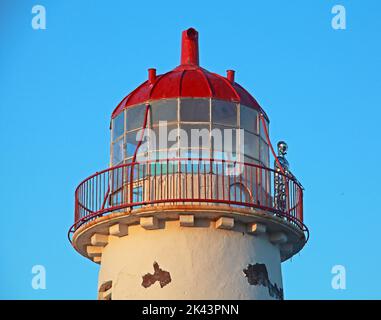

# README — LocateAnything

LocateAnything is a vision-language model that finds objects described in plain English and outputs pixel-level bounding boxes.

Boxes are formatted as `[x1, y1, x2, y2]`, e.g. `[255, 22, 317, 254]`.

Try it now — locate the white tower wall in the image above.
[73, 205, 305, 300]
[96, 219, 284, 300]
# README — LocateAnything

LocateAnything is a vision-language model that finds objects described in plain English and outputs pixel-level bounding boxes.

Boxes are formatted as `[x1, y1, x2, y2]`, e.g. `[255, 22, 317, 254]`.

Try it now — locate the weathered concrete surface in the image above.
[98, 219, 283, 300]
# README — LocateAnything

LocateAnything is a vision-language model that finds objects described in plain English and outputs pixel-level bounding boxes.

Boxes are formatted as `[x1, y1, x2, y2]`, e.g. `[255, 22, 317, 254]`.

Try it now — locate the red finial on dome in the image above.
[227, 70, 235, 83]
[181, 28, 199, 66]
[111, 28, 268, 120]
[148, 68, 156, 84]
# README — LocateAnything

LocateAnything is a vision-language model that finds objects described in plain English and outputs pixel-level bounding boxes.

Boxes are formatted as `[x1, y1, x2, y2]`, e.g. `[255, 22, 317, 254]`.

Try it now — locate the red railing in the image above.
[68, 158, 308, 240]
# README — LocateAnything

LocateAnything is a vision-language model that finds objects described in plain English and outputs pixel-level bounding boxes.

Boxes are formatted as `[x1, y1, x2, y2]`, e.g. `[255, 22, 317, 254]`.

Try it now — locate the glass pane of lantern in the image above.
[223, 128, 237, 155]
[112, 138, 124, 165]
[152, 124, 178, 152]
[179, 148, 210, 159]
[126, 104, 146, 131]
[151, 99, 178, 124]
[126, 131, 139, 158]
[112, 112, 125, 140]
[154, 148, 178, 160]
[260, 117, 269, 140]
[211, 125, 237, 160]
[180, 99, 210, 122]
[244, 156, 260, 165]
[134, 132, 149, 162]
[212, 100, 237, 127]
[243, 132, 259, 160]
[240, 105, 258, 134]
[260, 138, 269, 167]
[179, 124, 210, 150]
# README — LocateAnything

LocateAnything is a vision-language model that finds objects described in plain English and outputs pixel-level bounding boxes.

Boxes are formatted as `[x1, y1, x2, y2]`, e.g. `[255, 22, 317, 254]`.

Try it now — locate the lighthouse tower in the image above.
[69, 28, 308, 300]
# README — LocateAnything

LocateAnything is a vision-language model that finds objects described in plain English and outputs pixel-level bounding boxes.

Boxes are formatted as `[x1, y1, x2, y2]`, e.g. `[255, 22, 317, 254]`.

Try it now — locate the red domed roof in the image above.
[111, 28, 268, 120]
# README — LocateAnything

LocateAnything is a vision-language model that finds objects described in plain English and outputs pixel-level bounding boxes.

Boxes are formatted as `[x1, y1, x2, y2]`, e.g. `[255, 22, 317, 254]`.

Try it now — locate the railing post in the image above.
[299, 189, 304, 222]
[129, 162, 134, 206]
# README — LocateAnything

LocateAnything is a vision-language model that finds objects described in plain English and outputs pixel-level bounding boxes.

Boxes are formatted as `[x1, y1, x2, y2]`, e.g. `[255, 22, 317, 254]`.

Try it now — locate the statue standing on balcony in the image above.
[274, 141, 289, 212]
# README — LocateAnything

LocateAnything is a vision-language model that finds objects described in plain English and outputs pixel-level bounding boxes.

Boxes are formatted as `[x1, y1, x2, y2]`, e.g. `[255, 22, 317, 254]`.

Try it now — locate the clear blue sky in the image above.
[0, 0, 380, 299]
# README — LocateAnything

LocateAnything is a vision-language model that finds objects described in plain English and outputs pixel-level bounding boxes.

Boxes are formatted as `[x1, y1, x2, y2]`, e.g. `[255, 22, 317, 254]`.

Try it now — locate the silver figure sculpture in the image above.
[274, 141, 289, 212]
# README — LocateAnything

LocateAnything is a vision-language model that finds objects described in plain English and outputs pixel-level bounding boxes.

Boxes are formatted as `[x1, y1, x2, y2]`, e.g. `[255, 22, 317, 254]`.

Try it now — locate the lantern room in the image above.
[110, 28, 270, 168]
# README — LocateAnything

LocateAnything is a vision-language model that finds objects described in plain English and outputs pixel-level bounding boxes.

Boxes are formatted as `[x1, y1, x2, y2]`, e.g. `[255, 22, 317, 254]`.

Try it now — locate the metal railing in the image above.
[68, 158, 307, 240]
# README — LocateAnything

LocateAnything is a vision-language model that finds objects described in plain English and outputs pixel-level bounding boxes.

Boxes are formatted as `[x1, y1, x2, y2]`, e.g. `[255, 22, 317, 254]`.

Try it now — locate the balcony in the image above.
[68, 158, 307, 241]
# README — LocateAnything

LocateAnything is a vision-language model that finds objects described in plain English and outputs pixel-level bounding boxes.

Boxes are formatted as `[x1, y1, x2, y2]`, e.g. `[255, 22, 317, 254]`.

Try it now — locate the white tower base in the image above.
[72, 206, 306, 300]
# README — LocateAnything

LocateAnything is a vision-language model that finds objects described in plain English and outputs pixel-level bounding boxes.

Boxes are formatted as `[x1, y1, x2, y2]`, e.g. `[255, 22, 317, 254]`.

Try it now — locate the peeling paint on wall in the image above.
[142, 262, 171, 288]
[243, 263, 283, 300]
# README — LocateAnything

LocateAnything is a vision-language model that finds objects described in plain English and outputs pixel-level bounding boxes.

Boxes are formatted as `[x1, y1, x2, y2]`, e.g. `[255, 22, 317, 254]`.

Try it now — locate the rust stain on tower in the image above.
[243, 263, 284, 300]
[142, 262, 171, 288]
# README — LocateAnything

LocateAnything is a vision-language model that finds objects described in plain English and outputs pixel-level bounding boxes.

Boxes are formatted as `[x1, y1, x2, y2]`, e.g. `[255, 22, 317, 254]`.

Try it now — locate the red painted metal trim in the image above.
[148, 72, 167, 100]
[212, 71, 240, 101]
[132, 103, 151, 163]
[259, 113, 284, 174]
[196, 68, 214, 96]
[259, 113, 293, 215]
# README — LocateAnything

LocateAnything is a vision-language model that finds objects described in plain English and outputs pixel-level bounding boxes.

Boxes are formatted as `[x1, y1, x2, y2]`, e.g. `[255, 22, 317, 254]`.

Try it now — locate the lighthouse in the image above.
[68, 28, 308, 300]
